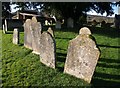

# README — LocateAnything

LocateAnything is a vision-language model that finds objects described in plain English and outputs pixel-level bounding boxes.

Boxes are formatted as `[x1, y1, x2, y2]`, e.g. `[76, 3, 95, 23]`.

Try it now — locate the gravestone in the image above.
[45, 20, 48, 25]
[115, 14, 120, 29]
[64, 27, 100, 83]
[67, 18, 74, 28]
[47, 27, 54, 37]
[101, 21, 106, 27]
[5, 19, 8, 32]
[2, 24, 6, 34]
[24, 19, 32, 49]
[39, 32, 56, 69]
[31, 17, 42, 54]
[55, 21, 61, 29]
[13, 28, 19, 44]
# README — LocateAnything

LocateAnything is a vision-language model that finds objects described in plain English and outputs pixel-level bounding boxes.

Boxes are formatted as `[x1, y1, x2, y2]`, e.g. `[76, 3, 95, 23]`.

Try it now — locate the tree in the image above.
[40, 2, 115, 24]
[12, 2, 43, 11]
[2, 2, 11, 19]
[2, 2, 118, 24]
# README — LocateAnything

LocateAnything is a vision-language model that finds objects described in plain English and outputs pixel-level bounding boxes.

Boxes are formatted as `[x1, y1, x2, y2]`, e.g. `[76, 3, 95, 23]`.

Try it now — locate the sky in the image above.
[10, 4, 119, 17]
[87, 5, 118, 17]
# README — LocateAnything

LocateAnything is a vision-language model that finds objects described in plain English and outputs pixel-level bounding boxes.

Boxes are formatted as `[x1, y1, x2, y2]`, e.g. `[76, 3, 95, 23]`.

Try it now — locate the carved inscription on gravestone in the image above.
[64, 27, 100, 83]
[39, 32, 56, 69]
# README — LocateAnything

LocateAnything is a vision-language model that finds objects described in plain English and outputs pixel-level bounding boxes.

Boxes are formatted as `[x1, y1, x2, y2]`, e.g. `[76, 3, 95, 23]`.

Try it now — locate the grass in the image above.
[1, 26, 120, 87]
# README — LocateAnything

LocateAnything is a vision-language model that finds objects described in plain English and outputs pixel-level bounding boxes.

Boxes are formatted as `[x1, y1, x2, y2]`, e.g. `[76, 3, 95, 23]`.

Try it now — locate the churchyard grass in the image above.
[1, 26, 120, 87]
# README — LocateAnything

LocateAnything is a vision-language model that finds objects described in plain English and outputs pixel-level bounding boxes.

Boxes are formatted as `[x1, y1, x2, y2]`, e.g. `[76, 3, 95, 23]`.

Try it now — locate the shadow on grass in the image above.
[55, 26, 120, 38]
[24, 49, 33, 56]
[55, 37, 72, 40]
[99, 58, 120, 64]
[89, 26, 120, 38]
[98, 44, 120, 49]
[56, 66, 64, 72]
[56, 52, 67, 58]
[92, 57, 120, 87]
[94, 72, 120, 80]
[57, 48, 67, 52]
[97, 62, 120, 69]
[92, 72, 120, 87]
[19, 43, 24, 46]
[97, 57, 120, 69]
[5, 31, 13, 34]
[56, 52, 67, 72]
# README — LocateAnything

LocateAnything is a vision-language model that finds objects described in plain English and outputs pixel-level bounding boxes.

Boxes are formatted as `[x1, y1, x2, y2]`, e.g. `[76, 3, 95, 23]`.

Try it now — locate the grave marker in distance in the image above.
[13, 28, 19, 44]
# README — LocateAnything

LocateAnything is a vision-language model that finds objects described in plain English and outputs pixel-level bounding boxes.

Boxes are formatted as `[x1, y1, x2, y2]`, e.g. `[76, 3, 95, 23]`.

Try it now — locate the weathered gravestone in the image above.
[5, 19, 8, 32]
[64, 27, 100, 83]
[2, 24, 6, 34]
[67, 17, 74, 28]
[13, 28, 19, 44]
[47, 27, 54, 37]
[31, 17, 42, 54]
[24, 19, 32, 49]
[45, 20, 48, 25]
[55, 21, 61, 29]
[39, 32, 56, 69]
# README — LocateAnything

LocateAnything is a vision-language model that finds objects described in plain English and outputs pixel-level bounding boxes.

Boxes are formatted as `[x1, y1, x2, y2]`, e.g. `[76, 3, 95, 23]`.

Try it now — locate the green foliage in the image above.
[1, 27, 120, 87]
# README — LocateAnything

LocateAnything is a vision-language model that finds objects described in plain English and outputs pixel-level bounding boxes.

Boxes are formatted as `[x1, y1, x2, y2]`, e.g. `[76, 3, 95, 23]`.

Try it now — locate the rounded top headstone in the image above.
[26, 19, 31, 23]
[32, 16, 37, 23]
[48, 27, 52, 31]
[79, 27, 91, 35]
[47, 27, 54, 37]
[24, 19, 31, 27]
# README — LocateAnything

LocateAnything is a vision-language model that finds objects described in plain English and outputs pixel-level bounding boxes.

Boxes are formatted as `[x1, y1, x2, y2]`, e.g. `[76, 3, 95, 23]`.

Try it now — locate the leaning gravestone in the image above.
[31, 17, 42, 54]
[13, 28, 19, 44]
[67, 17, 74, 28]
[64, 27, 100, 83]
[47, 27, 54, 37]
[39, 32, 56, 69]
[24, 19, 32, 49]
[55, 21, 61, 29]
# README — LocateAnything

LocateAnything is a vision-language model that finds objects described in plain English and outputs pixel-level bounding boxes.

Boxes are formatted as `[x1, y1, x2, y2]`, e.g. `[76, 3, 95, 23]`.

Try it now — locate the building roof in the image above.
[19, 12, 41, 17]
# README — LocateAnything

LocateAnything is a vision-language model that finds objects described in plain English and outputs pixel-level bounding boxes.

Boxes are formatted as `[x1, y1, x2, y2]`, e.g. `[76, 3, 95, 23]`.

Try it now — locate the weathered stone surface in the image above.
[45, 20, 48, 25]
[55, 21, 61, 29]
[31, 17, 42, 54]
[67, 18, 74, 28]
[47, 27, 54, 37]
[24, 19, 32, 49]
[13, 28, 19, 44]
[79, 27, 91, 35]
[5, 19, 8, 32]
[39, 32, 56, 69]
[64, 27, 100, 83]
[2, 24, 6, 34]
